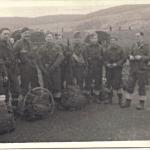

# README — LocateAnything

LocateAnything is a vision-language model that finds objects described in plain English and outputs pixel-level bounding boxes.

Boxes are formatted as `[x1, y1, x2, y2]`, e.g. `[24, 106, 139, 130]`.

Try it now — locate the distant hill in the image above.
[0, 4, 150, 31]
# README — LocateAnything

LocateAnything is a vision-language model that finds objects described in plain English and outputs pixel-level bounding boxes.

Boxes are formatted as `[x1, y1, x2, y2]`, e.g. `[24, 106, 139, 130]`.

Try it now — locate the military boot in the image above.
[11, 98, 19, 111]
[104, 90, 113, 104]
[121, 99, 131, 108]
[117, 93, 123, 106]
[136, 100, 144, 110]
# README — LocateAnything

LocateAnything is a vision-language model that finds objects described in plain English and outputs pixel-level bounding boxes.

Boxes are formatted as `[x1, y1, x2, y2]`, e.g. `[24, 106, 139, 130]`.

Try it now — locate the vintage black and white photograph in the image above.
[0, 0, 150, 146]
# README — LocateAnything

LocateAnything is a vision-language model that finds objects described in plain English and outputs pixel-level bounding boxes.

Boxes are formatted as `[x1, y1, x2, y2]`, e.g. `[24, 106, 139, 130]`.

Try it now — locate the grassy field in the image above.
[0, 89, 150, 143]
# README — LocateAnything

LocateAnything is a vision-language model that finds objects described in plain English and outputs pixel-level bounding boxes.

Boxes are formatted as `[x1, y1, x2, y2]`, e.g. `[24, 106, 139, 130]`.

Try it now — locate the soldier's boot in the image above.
[16, 95, 24, 115]
[54, 92, 65, 110]
[117, 93, 123, 106]
[121, 99, 131, 108]
[104, 90, 113, 104]
[12, 98, 19, 109]
[83, 90, 91, 96]
[136, 100, 144, 110]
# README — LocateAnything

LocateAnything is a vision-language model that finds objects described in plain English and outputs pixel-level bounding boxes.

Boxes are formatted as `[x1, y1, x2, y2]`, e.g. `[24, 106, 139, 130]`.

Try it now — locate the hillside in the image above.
[0, 4, 150, 31]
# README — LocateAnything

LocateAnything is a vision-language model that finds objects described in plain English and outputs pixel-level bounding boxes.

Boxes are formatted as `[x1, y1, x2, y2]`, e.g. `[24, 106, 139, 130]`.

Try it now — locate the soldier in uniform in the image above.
[0, 28, 21, 108]
[55, 33, 74, 88]
[103, 36, 126, 105]
[72, 32, 86, 90]
[13, 27, 39, 97]
[83, 32, 103, 96]
[38, 33, 64, 100]
[122, 32, 150, 110]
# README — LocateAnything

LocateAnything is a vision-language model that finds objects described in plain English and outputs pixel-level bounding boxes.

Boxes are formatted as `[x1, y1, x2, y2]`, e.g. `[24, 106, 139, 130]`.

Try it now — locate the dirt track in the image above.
[0, 90, 150, 143]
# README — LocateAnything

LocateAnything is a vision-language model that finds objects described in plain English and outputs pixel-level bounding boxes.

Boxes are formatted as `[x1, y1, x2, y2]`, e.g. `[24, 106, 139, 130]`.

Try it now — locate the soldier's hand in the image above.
[106, 63, 112, 68]
[112, 63, 117, 67]
[129, 55, 134, 60]
[135, 55, 142, 60]
[3, 76, 8, 85]
[148, 61, 150, 66]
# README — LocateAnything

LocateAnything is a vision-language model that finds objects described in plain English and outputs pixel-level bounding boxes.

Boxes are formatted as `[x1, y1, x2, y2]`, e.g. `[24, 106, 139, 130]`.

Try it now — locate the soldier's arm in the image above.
[37, 48, 48, 74]
[141, 44, 150, 61]
[13, 41, 21, 62]
[116, 47, 127, 66]
[82, 45, 89, 66]
[50, 47, 65, 71]
[97, 45, 103, 61]
[103, 52, 109, 66]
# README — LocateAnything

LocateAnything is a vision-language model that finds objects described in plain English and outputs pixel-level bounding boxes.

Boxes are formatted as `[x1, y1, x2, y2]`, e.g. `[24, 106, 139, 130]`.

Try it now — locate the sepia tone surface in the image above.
[0, 0, 150, 145]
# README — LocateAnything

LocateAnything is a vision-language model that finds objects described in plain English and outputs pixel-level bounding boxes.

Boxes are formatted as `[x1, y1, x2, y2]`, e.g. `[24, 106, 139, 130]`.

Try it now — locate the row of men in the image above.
[0, 27, 149, 111]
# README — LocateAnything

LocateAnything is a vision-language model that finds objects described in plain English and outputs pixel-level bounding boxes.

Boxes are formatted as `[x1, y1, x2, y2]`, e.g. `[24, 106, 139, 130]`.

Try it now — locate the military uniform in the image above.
[103, 44, 126, 104]
[72, 41, 86, 89]
[13, 39, 39, 96]
[0, 40, 20, 106]
[60, 41, 74, 87]
[38, 42, 64, 98]
[83, 42, 103, 95]
[124, 42, 150, 109]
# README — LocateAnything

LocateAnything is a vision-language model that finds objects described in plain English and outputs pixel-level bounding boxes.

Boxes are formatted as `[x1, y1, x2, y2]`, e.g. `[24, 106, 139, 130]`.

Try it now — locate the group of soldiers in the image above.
[0, 27, 149, 113]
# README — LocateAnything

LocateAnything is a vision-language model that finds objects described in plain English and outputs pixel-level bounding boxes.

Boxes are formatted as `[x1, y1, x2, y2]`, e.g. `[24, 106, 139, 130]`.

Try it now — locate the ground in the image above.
[0, 89, 150, 143]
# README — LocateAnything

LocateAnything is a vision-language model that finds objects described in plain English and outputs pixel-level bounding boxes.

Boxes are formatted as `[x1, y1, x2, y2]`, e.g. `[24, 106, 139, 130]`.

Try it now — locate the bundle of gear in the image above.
[61, 85, 88, 110]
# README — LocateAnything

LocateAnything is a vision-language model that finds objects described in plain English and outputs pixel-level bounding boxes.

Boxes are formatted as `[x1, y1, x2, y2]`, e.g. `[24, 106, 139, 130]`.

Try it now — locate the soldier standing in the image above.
[72, 32, 86, 90]
[103, 37, 126, 105]
[14, 27, 39, 97]
[0, 28, 21, 108]
[38, 33, 64, 100]
[83, 32, 103, 96]
[55, 33, 74, 87]
[122, 32, 150, 110]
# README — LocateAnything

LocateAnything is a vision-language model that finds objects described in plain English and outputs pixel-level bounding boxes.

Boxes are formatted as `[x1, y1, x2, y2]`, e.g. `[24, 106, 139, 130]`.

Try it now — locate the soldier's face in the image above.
[56, 35, 63, 43]
[22, 30, 31, 40]
[1, 30, 10, 41]
[10, 38, 14, 44]
[90, 35, 98, 43]
[56, 35, 62, 40]
[45, 34, 53, 42]
[136, 33, 143, 43]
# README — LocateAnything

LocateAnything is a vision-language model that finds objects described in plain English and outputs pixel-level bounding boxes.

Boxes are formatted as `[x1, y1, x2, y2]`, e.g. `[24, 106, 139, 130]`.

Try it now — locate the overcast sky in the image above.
[0, 0, 150, 17]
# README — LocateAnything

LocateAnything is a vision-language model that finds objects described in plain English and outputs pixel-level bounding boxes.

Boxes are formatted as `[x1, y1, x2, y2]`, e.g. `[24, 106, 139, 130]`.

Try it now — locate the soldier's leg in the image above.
[30, 66, 40, 89]
[94, 67, 102, 92]
[42, 73, 51, 90]
[76, 66, 84, 90]
[112, 67, 123, 106]
[8, 72, 21, 107]
[51, 67, 62, 99]
[65, 57, 74, 86]
[60, 63, 67, 89]
[105, 67, 113, 104]
[20, 64, 30, 96]
[136, 71, 147, 110]
[84, 69, 92, 95]
[121, 71, 137, 108]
